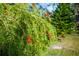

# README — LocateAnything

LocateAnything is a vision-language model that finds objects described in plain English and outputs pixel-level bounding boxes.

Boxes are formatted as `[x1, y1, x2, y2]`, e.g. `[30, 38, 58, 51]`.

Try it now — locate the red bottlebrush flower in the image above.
[46, 31, 52, 40]
[32, 3, 35, 8]
[26, 35, 32, 44]
[44, 12, 49, 17]
[48, 32, 51, 39]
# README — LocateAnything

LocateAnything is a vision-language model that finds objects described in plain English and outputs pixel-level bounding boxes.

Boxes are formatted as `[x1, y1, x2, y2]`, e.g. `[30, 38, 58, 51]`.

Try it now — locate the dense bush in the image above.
[0, 4, 57, 56]
[51, 3, 76, 36]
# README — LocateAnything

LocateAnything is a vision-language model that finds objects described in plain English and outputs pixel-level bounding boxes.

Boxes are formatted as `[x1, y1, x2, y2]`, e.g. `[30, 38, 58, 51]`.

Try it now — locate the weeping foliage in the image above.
[0, 4, 57, 56]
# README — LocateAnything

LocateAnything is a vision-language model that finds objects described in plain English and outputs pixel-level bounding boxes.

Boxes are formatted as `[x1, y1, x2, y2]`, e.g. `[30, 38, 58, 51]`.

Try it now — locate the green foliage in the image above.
[51, 3, 76, 35]
[0, 4, 57, 56]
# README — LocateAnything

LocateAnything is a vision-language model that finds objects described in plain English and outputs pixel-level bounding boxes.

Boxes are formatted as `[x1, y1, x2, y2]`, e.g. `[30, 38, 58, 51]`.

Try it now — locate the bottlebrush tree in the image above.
[0, 4, 57, 56]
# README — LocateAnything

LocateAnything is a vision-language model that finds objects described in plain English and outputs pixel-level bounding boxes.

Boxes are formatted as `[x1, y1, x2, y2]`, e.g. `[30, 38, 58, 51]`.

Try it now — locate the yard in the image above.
[0, 3, 79, 56]
[48, 34, 79, 56]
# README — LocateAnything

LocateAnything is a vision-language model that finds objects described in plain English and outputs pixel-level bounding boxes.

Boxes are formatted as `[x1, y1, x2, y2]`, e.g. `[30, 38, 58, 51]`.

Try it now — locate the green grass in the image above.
[47, 34, 79, 56]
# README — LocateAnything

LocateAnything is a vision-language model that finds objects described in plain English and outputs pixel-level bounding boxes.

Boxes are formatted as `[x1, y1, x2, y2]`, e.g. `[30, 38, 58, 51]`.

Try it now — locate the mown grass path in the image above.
[48, 34, 79, 56]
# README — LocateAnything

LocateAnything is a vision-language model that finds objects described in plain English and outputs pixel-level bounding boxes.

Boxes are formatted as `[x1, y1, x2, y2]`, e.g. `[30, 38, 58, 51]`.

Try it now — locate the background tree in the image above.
[51, 3, 76, 36]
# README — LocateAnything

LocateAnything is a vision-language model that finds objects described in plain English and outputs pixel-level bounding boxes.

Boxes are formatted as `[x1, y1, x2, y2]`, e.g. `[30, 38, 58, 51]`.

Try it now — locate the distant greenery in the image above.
[51, 3, 76, 35]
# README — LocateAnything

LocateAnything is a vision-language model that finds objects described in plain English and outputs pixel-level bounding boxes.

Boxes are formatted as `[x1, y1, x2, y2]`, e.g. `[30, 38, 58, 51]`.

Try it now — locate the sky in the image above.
[38, 3, 58, 12]
[29, 3, 58, 13]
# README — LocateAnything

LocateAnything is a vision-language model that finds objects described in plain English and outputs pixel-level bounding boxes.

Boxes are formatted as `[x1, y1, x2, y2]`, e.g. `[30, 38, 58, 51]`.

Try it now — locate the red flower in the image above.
[32, 3, 35, 7]
[26, 35, 32, 44]
[44, 12, 49, 17]
[48, 32, 51, 39]
[46, 31, 52, 40]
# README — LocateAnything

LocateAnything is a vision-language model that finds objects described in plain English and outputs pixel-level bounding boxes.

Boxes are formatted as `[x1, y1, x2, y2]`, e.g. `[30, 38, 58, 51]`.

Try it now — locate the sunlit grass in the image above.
[47, 34, 79, 56]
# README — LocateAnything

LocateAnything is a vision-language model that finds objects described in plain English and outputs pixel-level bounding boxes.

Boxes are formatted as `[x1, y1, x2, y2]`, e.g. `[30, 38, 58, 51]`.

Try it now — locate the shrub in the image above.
[0, 4, 57, 56]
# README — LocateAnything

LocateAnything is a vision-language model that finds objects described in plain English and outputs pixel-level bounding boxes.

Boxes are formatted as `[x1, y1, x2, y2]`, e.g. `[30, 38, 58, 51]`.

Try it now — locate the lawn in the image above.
[47, 34, 79, 56]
